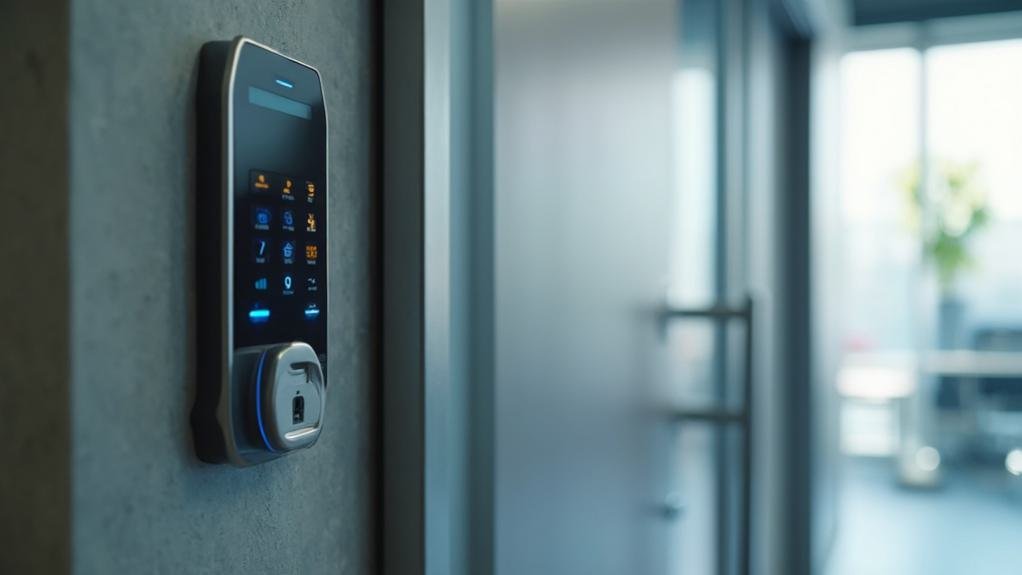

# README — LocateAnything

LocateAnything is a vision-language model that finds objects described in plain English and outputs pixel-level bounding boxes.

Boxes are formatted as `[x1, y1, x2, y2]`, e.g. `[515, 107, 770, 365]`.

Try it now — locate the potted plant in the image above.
[901, 160, 990, 348]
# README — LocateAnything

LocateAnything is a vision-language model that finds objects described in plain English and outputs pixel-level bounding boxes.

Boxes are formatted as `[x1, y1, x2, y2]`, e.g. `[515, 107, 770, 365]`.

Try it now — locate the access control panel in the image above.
[192, 37, 329, 466]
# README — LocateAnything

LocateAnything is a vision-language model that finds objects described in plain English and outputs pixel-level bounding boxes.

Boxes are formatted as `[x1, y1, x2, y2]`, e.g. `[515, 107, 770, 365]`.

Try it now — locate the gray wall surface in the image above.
[0, 2, 72, 574]
[65, 0, 374, 573]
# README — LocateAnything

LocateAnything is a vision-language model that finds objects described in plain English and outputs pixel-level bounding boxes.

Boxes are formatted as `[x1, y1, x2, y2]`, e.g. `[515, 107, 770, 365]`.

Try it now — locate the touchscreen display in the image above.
[231, 43, 327, 360]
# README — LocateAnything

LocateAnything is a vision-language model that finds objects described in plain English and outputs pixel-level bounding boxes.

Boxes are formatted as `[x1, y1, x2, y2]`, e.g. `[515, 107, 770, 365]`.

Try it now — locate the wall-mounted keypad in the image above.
[235, 167, 326, 350]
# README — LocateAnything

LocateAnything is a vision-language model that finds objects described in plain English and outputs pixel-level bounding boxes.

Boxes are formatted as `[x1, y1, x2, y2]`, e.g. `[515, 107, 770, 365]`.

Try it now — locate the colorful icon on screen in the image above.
[282, 178, 294, 198]
[282, 241, 295, 263]
[305, 181, 316, 203]
[253, 206, 272, 230]
[282, 210, 295, 231]
[253, 238, 270, 263]
[304, 303, 320, 319]
[254, 277, 267, 290]
[306, 212, 317, 233]
[305, 244, 318, 263]
[250, 170, 277, 194]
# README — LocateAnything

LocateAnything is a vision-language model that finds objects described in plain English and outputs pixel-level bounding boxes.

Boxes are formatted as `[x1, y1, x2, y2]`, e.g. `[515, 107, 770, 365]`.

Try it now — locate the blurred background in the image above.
[829, 19, 1022, 575]
[489, 0, 1022, 574]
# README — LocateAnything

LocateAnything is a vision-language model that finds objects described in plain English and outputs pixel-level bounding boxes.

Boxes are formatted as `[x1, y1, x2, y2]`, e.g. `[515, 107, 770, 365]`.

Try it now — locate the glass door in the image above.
[491, 0, 765, 572]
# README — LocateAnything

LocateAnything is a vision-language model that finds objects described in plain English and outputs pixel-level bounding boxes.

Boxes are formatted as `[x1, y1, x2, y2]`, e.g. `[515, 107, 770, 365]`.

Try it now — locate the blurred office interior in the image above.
[479, 0, 1022, 574]
[827, 14, 1022, 575]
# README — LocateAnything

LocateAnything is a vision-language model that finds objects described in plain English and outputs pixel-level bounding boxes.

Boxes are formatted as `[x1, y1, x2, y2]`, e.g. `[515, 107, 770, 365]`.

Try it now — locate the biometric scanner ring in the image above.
[192, 37, 329, 467]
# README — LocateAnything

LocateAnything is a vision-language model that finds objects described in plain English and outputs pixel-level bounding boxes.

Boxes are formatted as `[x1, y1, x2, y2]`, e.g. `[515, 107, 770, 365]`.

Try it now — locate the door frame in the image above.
[380, 1, 493, 574]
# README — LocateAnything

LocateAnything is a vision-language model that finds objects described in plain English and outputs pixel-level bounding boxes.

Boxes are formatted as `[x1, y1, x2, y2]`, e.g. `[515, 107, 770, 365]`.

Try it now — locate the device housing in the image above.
[192, 37, 329, 466]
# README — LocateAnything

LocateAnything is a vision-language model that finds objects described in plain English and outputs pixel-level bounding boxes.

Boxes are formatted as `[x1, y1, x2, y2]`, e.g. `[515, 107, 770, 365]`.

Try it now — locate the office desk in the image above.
[839, 350, 1022, 486]
[920, 350, 1022, 378]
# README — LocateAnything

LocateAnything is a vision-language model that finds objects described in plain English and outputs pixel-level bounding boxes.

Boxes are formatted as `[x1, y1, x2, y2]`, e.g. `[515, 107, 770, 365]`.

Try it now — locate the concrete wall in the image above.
[0, 2, 72, 573]
[4, 0, 376, 573]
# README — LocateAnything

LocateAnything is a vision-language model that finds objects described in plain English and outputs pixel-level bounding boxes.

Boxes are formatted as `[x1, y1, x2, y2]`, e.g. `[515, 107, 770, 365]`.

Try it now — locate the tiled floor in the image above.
[827, 457, 1022, 575]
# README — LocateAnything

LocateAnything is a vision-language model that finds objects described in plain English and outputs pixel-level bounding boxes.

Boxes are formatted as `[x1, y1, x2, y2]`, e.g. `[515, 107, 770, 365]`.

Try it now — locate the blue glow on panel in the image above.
[249, 309, 271, 322]
[275, 78, 294, 89]
[254, 350, 275, 452]
[304, 307, 320, 318]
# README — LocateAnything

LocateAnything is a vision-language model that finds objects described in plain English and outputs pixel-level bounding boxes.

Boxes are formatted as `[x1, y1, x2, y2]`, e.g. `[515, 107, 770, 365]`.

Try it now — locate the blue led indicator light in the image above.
[254, 350, 276, 452]
[275, 78, 294, 89]
[249, 309, 271, 322]
[304, 307, 320, 319]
